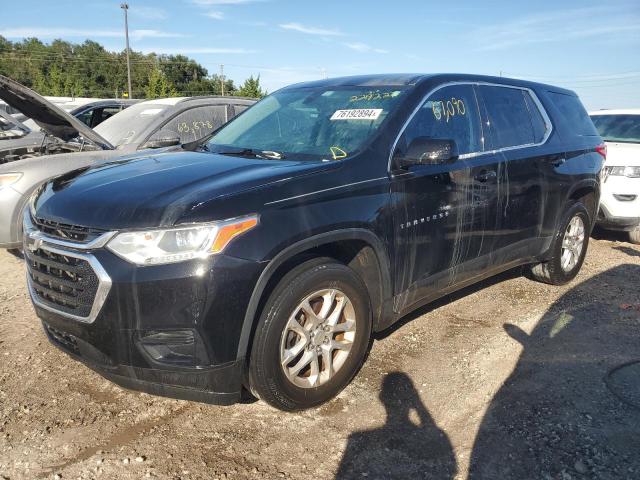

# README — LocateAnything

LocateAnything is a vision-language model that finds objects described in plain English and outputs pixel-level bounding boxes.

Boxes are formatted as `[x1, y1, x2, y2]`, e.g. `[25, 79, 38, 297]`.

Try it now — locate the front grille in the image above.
[26, 247, 99, 318]
[32, 216, 106, 243]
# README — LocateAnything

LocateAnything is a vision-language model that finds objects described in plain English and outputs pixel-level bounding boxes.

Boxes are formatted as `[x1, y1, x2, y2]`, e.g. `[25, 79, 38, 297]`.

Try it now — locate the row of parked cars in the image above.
[0, 73, 637, 411]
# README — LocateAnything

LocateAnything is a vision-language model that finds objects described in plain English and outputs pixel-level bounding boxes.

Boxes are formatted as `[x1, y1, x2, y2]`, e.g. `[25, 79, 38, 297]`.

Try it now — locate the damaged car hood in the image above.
[0, 75, 114, 150]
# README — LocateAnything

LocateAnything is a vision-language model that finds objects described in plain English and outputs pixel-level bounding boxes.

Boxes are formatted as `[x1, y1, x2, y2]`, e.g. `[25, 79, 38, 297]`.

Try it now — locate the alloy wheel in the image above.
[561, 215, 585, 272]
[279, 289, 356, 388]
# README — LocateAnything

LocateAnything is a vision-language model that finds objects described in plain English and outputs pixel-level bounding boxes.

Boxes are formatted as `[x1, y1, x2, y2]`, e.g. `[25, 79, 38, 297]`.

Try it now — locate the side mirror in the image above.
[395, 137, 458, 168]
[141, 130, 181, 149]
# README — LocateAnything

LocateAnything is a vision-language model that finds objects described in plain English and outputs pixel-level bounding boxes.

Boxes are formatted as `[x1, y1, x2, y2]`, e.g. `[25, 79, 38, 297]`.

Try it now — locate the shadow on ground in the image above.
[335, 372, 457, 479]
[468, 264, 640, 479]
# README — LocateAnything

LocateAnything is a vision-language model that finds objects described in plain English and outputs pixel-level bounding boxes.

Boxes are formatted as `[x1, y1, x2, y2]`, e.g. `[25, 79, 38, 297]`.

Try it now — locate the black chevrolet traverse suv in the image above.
[25, 74, 605, 411]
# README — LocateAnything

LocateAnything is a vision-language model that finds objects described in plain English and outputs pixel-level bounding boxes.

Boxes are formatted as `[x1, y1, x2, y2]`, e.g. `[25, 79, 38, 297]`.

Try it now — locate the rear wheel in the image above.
[629, 227, 640, 245]
[248, 257, 371, 411]
[529, 202, 590, 285]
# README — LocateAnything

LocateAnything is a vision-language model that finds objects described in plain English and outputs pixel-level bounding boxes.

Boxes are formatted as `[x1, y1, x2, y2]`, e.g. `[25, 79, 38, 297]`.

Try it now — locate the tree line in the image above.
[0, 36, 266, 99]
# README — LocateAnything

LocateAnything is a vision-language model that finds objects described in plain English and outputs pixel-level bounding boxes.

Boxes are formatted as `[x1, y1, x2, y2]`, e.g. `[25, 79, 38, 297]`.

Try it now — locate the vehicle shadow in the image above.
[375, 266, 524, 340]
[468, 264, 640, 479]
[591, 226, 631, 243]
[613, 245, 640, 258]
[335, 371, 457, 479]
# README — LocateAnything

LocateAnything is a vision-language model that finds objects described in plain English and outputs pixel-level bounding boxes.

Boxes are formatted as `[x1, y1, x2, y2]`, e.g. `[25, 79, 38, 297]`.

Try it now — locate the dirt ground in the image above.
[1, 230, 639, 480]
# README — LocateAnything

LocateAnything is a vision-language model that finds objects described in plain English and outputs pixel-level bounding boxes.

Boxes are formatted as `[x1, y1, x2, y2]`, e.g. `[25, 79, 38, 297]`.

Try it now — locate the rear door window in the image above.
[399, 84, 483, 156]
[161, 105, 228, 143]
[480, 86, 537, 149]
[548, 92, 598, 136]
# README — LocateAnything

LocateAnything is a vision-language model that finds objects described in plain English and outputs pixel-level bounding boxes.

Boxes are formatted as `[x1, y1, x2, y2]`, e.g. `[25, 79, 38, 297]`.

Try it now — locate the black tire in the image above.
[248, 257, 372, 411]
[629, 227, 640, 245]
[529, 202, 591, 285]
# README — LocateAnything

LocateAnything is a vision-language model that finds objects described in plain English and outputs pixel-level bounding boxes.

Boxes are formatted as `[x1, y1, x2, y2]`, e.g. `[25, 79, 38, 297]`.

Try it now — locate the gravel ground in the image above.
[1, 230, 639, 480]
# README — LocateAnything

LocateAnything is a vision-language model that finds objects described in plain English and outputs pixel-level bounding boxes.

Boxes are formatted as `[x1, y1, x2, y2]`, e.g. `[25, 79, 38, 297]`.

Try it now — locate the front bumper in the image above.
[597, 175, 640, 231]
[27, 238, 265, 405]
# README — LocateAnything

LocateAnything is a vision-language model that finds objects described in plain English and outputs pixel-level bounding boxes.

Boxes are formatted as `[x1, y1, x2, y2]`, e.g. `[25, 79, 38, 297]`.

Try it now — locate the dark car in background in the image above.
[0, 74, 255, 249]
[26, 74, 604, 411]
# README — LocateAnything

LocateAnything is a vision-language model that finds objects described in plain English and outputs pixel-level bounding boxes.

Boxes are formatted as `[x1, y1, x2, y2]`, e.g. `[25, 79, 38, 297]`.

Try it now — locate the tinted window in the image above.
[75, 109, 94, 127]
[548, 92, 598, 136]
[399, 84, 483, 156]
[523, 92, 547, 143]
[97, 107, 123, 126]
[161, 105, 228, 143]
[590, 114, 640, 143]
[481, 86, 535, 148]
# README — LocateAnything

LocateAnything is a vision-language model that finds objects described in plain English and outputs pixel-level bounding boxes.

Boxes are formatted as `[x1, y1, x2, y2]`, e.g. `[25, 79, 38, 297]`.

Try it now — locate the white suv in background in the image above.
[590, 109, 640, 244]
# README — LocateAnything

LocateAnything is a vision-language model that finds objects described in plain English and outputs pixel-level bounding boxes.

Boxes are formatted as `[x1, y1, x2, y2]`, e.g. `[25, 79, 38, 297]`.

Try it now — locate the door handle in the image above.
[546, 155, 566, 167]
[474, 170, 497, 182]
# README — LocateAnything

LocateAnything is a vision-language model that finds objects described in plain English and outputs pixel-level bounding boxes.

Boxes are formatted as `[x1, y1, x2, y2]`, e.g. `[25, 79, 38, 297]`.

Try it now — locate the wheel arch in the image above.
[236, 228, 393, 362]
[565, 179, 600, 226]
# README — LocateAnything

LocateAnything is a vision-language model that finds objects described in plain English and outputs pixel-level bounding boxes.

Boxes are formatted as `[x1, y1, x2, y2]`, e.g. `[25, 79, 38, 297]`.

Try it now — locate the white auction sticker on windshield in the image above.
[330, 109, 383, 120]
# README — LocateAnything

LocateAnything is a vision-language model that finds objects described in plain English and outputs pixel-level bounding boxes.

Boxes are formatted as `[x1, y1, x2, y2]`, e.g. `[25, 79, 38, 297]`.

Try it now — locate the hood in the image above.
[0, 75, 114, 150]
[34, 150, 331, 229]
[603, 141, 640, 167]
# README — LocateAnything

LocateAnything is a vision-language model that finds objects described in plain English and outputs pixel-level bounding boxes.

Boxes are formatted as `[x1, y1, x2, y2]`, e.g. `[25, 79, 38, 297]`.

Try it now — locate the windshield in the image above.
[95, 102, 172, 146]
[590, 114, 640, 143]
[206, 85, 409, 160]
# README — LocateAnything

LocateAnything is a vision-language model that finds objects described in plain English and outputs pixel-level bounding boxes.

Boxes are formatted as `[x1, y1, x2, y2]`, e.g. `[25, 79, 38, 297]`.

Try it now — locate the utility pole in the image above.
[121, 3, 133, 98]
[220, 64, 225, 96]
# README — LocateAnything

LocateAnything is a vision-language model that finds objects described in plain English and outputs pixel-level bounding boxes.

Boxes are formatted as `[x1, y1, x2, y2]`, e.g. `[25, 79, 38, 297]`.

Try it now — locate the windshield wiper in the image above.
[216, 148, 286, 160]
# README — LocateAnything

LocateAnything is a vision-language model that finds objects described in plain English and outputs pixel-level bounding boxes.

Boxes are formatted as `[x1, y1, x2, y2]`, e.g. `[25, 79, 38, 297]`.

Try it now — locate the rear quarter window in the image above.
[548, 92, 598, 136]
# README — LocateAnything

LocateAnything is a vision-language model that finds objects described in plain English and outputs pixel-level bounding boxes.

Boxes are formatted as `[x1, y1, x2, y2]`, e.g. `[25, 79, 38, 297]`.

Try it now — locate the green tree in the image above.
[0, 37, 259, 100]
[145, 67, 178, 99]
[236, 75, 266, 98]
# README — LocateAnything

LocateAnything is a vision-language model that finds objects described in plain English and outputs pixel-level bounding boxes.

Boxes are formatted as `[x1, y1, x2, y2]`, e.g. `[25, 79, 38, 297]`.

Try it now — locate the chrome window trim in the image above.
[388, 80, 553, 171]
[23, 210, 113, 324]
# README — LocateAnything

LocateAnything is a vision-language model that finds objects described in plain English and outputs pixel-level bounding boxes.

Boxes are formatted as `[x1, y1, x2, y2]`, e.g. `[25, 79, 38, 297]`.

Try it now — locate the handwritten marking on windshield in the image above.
[349, 90, 401, 103]
[330, 146, 348, 160]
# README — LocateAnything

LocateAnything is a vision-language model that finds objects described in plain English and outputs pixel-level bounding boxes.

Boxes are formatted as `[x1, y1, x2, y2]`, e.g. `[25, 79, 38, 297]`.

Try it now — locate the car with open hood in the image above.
[24, 73, 605, 411]
[0, 74, 255, 249]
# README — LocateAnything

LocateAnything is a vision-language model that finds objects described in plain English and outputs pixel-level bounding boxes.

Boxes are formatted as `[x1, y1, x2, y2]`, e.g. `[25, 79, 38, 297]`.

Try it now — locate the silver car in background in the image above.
[0, 75, 255, 250]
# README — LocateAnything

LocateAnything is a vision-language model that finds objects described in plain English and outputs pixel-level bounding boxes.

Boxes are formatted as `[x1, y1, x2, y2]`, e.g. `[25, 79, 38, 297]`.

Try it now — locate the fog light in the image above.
[138, 329, 208, 367]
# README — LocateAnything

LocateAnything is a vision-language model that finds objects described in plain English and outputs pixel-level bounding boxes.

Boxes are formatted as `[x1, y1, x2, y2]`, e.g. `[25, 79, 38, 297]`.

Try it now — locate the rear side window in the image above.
[399, 84, 483, 156]
[548, 92, 598, 136]
[480, 85, 538, 149]
[590, 114, 640, 143]
[161, 105, 228, 143]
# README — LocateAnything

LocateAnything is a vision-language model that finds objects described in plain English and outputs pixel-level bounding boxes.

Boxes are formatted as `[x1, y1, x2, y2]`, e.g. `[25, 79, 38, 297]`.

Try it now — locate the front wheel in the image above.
[248, 257, 371, 411]
[529, 202, 591, 285]
[629, 227, 640, 245]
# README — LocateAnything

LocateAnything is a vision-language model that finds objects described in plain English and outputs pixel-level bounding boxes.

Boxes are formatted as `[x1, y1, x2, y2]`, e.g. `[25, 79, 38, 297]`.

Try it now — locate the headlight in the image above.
[107, 215, 258, 265]
[0, 173, 22, 189]
[607, 166, 640, 178]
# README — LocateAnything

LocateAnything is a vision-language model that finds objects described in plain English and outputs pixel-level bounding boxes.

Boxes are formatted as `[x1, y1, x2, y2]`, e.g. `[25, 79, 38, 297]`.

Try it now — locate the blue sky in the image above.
[2, 0, 639, 109]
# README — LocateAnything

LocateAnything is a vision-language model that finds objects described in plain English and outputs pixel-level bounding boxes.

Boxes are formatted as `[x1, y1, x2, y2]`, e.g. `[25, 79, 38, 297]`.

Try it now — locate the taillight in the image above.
[595, 143, 607, 160]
